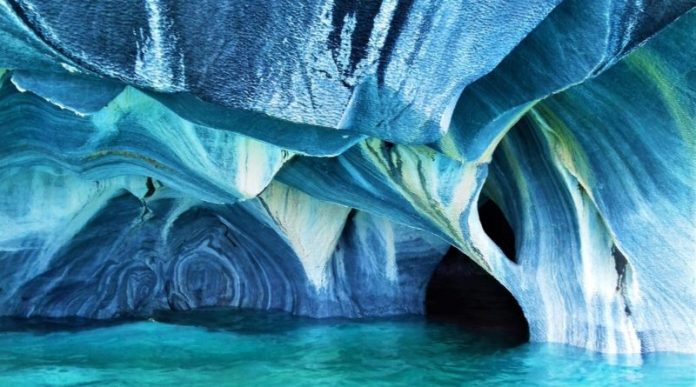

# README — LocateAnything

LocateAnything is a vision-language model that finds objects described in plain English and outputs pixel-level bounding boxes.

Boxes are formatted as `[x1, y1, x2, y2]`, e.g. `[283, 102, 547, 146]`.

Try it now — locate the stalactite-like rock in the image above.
[278, 7, 696, 353]
[0, 1, 694, 355]
[0, 172, 447, 318]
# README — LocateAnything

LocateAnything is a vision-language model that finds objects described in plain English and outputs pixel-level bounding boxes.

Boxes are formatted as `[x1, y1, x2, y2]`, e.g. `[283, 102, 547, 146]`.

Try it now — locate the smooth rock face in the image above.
[0, 1, 695, 354]
[433, 0, 696, 162]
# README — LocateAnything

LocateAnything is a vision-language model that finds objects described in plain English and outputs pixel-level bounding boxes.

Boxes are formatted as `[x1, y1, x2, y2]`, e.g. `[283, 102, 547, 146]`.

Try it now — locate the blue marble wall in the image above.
[0, 0, 694, 354]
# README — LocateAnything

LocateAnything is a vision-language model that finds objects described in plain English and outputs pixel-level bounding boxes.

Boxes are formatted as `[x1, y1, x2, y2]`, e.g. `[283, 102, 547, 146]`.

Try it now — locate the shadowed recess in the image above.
[478, 197, 517, 263]
[425, 247, 529, 343]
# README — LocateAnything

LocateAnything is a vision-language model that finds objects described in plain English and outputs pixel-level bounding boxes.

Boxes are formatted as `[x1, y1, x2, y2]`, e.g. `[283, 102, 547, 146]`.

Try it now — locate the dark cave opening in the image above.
[425, 247, 529, 343]
[478, 198, 517, 263]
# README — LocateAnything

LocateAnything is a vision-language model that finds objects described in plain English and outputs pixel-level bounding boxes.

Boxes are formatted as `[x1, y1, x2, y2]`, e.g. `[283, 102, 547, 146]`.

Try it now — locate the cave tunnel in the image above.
[425, 198, 528, 343]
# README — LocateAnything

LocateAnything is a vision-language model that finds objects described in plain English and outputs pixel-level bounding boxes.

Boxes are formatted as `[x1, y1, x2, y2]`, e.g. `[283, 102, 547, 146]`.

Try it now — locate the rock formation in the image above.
[0, 0, 694, 354]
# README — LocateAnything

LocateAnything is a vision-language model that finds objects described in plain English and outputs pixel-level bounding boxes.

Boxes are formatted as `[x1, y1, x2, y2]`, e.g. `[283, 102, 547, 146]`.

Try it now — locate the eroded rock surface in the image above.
[0, 0, 694, 354]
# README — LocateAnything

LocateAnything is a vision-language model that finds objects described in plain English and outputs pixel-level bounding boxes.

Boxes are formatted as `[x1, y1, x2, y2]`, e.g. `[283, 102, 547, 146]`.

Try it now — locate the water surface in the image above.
[0, 309, 694, 386]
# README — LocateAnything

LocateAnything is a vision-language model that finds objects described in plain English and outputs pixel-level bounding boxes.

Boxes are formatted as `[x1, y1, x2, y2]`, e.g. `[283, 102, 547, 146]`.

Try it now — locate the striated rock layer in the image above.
[0, 1, 695, 354]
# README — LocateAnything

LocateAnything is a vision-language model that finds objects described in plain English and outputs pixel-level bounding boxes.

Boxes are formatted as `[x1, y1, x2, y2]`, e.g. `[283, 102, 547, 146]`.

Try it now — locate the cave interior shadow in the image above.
[425, 197, 529, 344]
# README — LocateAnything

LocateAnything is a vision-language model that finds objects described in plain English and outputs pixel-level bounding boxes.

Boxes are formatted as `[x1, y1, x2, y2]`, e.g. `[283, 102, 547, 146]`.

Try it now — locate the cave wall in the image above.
[0, 0, 694, 354]
[0, 172, 448, 318]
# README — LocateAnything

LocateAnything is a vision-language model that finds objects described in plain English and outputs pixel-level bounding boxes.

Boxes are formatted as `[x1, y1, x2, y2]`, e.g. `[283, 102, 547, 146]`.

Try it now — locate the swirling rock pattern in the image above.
[0, 1, 695, 354]
[0, 76, 290, 202]
[0, 172, 448, 319]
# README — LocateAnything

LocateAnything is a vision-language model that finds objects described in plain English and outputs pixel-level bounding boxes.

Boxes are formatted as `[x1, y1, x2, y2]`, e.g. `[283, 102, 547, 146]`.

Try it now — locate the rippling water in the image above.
[0, 309, 694, 386]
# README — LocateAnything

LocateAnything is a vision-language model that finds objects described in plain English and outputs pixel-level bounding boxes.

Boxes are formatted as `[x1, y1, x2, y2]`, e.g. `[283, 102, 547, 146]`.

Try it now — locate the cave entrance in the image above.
[425, 247, 529, 343]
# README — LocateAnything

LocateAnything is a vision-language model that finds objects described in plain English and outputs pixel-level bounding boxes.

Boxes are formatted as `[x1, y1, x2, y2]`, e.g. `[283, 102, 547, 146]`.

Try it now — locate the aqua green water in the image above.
[0, 309, 694, 386]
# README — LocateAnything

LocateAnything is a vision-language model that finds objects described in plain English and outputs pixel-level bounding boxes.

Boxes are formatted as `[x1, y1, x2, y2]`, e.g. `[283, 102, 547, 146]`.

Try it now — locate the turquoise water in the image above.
[0, 309, 694, 386]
